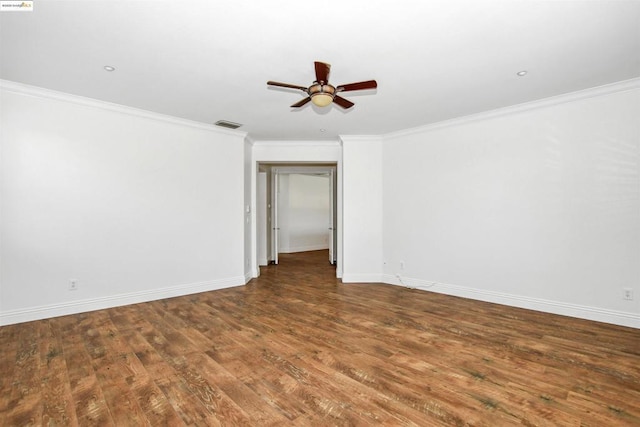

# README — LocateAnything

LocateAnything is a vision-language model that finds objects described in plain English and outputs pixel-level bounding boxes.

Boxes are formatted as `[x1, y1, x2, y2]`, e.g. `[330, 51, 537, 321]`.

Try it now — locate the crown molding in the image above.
[384, 77, 640, 140]
[0, 79, 248, 138]
[339, 135, 384, 143]
[252, 139, 342, 147]
[4, 77, 637, 143]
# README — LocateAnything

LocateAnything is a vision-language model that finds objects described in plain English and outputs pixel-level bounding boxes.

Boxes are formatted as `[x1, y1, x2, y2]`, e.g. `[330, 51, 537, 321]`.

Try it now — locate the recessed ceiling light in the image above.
[319, 129, 326, 133]
[516, 70, 528, 77]
[103, 65, 116, 72]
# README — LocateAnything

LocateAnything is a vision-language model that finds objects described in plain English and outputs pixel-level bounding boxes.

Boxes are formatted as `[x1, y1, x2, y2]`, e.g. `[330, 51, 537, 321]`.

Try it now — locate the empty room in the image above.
[1, 1, 639, 425]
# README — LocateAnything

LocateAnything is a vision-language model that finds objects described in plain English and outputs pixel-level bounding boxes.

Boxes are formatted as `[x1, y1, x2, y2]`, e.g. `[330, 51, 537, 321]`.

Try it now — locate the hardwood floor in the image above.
[1, 250, 639, 426]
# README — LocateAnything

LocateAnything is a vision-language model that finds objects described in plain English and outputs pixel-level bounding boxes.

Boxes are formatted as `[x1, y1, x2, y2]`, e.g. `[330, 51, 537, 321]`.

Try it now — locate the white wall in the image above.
[341, 136, 383, 283]
[3, 80, 638, 329]
[0, 82, 247, 325]
[382, 82, 640, 328]
[277, 174, 330, 253]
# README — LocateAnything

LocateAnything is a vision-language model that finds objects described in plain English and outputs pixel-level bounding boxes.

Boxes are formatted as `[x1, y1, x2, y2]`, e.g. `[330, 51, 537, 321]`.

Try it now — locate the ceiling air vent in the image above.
[215, 120, 242, 129]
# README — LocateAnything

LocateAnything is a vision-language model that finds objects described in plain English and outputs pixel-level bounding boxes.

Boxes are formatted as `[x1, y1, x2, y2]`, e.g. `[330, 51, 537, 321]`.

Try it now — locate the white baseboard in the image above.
[244, 271, 253, 284]
[0, 276, 246, 326]
[7, 272, 635, 329]
[382, 274, 640, 329]
[342, 273, 384, 284]
[279, 244, 329, 254]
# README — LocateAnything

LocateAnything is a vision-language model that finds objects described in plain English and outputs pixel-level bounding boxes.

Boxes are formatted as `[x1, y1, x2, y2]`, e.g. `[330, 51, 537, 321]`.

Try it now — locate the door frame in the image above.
[252, 161, 341, 277]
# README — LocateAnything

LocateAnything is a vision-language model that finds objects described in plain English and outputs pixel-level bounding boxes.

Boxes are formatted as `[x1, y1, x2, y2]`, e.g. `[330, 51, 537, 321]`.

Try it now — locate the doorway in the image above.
[256, 163, 338, 269]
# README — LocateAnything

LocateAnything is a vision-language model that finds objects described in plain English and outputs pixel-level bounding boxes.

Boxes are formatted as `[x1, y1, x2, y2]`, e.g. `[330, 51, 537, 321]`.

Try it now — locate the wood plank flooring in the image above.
[1, 250, 639, 426]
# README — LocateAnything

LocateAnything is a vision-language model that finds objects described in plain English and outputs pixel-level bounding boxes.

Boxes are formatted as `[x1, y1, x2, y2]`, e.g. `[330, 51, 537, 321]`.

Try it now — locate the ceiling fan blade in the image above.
[333, 95, 354, 109]
[291, 97, 312, 108]
[267, 81, 308, 91]
[337, 80, 378, 92]
[314, 61, 331, 84]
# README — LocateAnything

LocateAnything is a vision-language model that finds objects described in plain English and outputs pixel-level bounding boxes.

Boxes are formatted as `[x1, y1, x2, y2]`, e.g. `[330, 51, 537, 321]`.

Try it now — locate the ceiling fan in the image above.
[267, 61, 377, 109]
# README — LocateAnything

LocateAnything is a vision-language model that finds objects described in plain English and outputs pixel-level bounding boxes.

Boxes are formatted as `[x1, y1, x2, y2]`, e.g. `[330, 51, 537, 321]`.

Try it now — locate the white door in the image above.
[329, 169, 335, 264]
[271, 170, 279, 265]
[257, 172, 268, 266]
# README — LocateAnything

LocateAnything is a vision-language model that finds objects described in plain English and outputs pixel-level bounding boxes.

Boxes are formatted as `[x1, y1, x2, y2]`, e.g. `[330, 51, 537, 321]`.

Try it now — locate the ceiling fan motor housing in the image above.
[309, 83, 336, 106]
[309, 83, 336, 96]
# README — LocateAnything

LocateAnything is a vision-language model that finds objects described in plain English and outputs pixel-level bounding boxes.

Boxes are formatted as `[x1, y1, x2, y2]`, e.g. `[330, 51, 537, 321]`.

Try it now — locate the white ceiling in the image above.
[1, 1, 639, 141]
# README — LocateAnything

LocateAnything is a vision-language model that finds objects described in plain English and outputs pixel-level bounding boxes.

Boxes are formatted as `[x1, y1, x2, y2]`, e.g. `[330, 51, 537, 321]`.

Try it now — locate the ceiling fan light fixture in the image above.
[311, 93, 334, 107]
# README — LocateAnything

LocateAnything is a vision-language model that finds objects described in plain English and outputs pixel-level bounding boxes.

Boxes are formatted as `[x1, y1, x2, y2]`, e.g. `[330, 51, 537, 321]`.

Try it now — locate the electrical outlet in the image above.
[69, 280, 78, 291]
[623, 288, 633, 300]
[400, 261, 405, 270]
